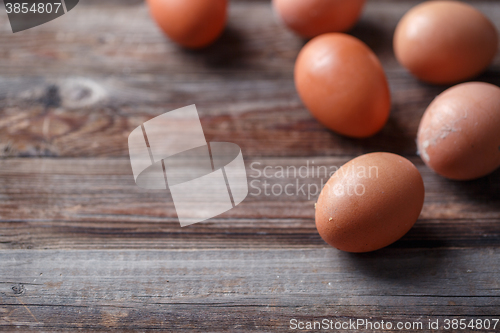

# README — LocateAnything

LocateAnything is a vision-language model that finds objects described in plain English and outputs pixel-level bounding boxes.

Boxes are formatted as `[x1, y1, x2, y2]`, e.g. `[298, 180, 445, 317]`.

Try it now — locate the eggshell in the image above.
[273, 0, 366, 38]
[417, 82, 500, 180]
[315, 152, 424, 253]
[294, 33, 391, 138]
[394, 1, 498, 85]
[146, 0, 227, 49]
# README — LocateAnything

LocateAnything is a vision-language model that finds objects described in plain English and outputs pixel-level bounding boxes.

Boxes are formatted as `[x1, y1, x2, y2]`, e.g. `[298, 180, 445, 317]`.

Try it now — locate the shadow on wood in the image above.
[345, 247, 445, 283]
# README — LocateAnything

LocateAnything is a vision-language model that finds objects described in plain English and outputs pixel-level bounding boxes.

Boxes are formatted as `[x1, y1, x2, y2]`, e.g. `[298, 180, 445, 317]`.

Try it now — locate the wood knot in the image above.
[57, 77, 107, 109]
[40, 85, 62, 108]
[12, 283, 25, 295]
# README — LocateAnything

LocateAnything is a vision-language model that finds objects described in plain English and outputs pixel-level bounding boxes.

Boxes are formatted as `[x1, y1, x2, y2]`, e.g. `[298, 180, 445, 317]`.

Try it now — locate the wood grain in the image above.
[0, 1, 499, 158]
[1, 0, 499, 331]
[1, 248, 499, 332]
[0, 157, 498, 250]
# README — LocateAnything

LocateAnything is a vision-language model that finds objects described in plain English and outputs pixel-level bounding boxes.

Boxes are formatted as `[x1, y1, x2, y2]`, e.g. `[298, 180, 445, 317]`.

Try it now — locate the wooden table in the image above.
[1, 0, 499, 331]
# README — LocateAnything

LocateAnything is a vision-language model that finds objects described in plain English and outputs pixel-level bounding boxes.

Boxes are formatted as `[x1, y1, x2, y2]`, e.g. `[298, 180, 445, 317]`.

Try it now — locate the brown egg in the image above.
[273, 0, 366, 38]
[417, 82, 500, 180]
[295, 33, 391, 138]
[146, 0, 227, 49]
[394, 1, 498, 85]
[315, 152, 424, 253]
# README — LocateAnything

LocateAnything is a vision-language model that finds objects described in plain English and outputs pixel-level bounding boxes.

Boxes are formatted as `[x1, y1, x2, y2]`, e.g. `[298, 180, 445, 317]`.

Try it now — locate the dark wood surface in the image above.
[1, 0, 499, 331]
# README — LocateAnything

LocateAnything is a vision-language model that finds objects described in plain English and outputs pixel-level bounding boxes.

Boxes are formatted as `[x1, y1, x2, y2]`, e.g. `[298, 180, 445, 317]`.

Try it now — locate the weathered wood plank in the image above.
[0, 1, 497, 76]
[0, 248, 499, 331]
[0, 1, 499, 158]
[0, 74, 452, 158]
[0, 158, 498, 249]
[0, 0, 499, 331]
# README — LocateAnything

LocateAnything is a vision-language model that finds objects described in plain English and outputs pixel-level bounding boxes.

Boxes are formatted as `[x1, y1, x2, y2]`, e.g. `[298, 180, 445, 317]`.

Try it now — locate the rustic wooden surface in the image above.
[1, 0, 499, 331]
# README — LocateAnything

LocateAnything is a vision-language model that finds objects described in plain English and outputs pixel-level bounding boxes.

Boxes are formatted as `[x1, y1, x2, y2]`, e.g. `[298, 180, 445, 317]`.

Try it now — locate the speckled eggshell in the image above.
[417, 82, 500, 180]
[315, 152, 425, 253]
